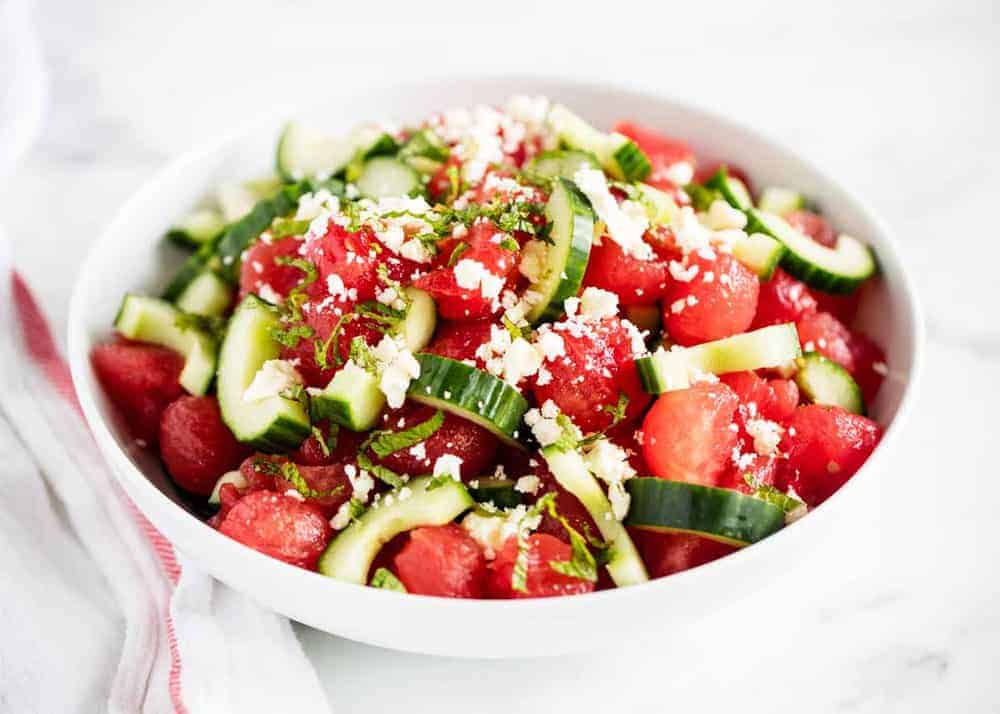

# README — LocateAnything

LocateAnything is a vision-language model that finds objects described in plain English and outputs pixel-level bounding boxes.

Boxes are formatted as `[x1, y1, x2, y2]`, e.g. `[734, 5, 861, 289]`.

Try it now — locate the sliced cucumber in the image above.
[468, 478, 522, 509]
[309, 288, 436, 431]
[354, 156, 421, 199]
[525, 177, 594, 323]
[525, 149, 600, 181]
[215, 177, 344, 281]
[733, 232, 786, 280]
[747, 210, 876, 294]
[114, 295, 218, 396]
[637, 323, 802, 394]
[318, 476, 474, 585]
[703, 166, 752, 210]
[634, 182, 680, 226]
[399, 287, 437, 352]
[166, 208, 225, 250]
[163, 241, 220, 301]
[407, 354, 530, 447]
[625, 478, 785, 546]
[309, 361, 383, 431]
[757, 187, 806, 216]
[541, 446, 649, 587]
[217, 177, 282, 223]
[276, 122, 389, 181]
[174, 270, 233, 317]
[547, 104, 651, 182]
[794, 352, 865, 415]
[216, 296, 311, 451]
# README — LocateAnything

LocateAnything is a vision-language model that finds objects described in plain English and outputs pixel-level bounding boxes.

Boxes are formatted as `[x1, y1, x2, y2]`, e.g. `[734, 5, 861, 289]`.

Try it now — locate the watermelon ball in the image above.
[159, 395, 251, 496]
[663, 251, 759, 346]
[217, 490, 332, 570]
[393, 524, 488, 598]
[487, 533, 596, 599]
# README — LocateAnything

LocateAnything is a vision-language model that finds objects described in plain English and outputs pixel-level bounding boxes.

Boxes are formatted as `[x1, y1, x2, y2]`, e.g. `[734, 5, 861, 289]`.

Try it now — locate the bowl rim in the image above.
[66, 74, 924, 617]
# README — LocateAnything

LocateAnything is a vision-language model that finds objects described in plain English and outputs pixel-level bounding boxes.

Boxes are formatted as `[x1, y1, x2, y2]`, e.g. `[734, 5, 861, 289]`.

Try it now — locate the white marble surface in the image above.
[3, 0, 998, 710]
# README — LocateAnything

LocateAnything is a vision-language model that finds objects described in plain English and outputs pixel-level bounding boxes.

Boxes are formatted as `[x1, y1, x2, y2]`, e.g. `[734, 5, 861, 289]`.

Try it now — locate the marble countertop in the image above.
[3, 0, 997, 710]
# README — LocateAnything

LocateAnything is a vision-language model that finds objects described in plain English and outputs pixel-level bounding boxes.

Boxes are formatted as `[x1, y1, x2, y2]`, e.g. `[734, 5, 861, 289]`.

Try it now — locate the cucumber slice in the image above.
[216, 296, 311, 451]
[634, 183, 680, 226]
[468, 478, 522, 509]
[794, 352, 866, 415]
[309, 288, 436, 431]
[548, 104, 651, 182]
[757, 187, 806, 216]
[309, 361, 383, 431]
[217, 177, 282, 223]
[407, 354, 530, 447]
[174, 270, 233, 317]
[354, 156, 421, 199]
[637, 323, 802, 394]
[541, 447, 649, 587]
[703, 166, 752, 210]
[276, 122, 388, 181]
[317, 476, 474, 585]
[525, 177, 595, 323]
[748, 210, 877, 294]
[166, 208, 226, 250]
[399, 287, 437, 352]
[215, 177, 345, 281]
[113, 295, 218, 396]
[525, 149, 600, 181]
[732, 232, 786, 280]
[625, 478, 785, 546]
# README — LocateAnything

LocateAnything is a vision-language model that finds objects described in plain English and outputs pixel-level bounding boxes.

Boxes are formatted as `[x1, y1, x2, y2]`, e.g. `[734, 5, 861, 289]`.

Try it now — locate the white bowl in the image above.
[68, 77, 923, 658]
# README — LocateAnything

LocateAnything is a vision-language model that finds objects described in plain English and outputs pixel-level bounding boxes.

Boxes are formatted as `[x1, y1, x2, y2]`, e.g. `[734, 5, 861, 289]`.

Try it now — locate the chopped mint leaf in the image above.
[271, 217, 311, 239]
[356, 451, 405, 489]
[746, 477, 805, 513]
[277, 461, 343, 500]
[499, 236, 519, 251]
[446, 241, 470, 267]
[370, 567, 407, 592]
[368, 410, 444, 459]
[311, 425, 331, 458]
[174, 311, 226, 340]
[270, 322, 314, 348]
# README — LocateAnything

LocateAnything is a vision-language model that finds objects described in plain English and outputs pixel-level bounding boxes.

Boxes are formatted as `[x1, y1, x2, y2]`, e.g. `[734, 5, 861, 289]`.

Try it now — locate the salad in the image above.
[92, 96, 888, 598]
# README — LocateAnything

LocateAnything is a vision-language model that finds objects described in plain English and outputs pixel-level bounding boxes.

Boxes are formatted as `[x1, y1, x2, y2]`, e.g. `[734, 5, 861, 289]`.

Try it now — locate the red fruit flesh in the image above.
[394, 524, 487, 598]
[752, 268, 818, 329]
[374, 403, 498, 480]
[159, 396, 250, 496]
[239, 235, 307, 300]
[217, 490, 332, 569]
[613, 121, 695, 192]
[782, 405, 882, 506]
[487, 534, 596, 599]
[641, 383, 739, 486]
[664, 252, 759, 346]
[630, 529, 736, 578]
[91, 341, 185, 443]
[531, 317, 649, 433]
[847, 331, 887, 405]
[796, 311, 855, 373]
[582, 238, 669, 307]
[424, 319, 494, 365]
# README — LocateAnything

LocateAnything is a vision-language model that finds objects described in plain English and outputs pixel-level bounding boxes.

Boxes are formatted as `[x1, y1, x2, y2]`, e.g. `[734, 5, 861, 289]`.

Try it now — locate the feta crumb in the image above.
[242, 359, 303, 402]
[372, 335, 421, 409]
[284, 489, 305, 502]
[433, 454, 464, 482]
[579, 287, 619, 320]
[745, 418, 784, 457]
[704, 199, 748, 231]
[573, 167, 652, 260]
[514, 475, 541, 495]
[330, 502, 353, 530]
[453, 258, 504, 300]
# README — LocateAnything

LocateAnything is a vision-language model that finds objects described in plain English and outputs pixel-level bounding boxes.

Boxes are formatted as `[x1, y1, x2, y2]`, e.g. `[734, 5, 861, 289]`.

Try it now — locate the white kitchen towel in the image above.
[0, 1, 331, 711]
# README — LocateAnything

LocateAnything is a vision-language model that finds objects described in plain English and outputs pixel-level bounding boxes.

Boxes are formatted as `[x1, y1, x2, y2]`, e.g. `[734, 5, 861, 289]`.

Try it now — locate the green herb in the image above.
[355, 300, 406, 333]
[580, 393, 630, 447]
[356, 450, 405, 489]
[368, 410, 444, 458]
[551, 413, 584, 453]
[268, 255, 319, 346]
[311, 425, 331, 458]
[445, 164, 462, 203]
[270, 322, 314, 348]
[446, 241, 470, 267]
[511, 493, 556, 593]
[279, 461, 342, 500]
[348, 335, 379, 374]
[501, 314, 526, 341]
[499, 236, 519, 252]
[271, 217, 312, 239]
[314, 312, 357, 370]
[425, 472, 458, 491]
[370, 567, 407, 592]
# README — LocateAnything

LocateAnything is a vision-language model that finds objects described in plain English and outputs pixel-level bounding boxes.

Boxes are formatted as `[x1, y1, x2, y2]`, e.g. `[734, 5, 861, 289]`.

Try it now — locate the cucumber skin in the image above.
[317, 476, 474, 585]
[528, 178, 595, 324]
[468, 480, 522, 509]
[611, 139, 652, 183]
[794, 352, 866, 415]
[625, 478, 785, 546]
[216, 177, 345, 281]
[407, 354, 530, 444]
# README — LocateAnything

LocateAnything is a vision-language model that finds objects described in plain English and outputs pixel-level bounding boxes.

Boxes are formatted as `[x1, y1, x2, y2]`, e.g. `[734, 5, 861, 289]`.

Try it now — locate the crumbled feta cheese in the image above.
[502, 337, 543, 386]
[514, 475, 541, 495]
[664, 161, 694, 187]
[669, 260, 699, 282]
[242, 359, 303, 402]
[573, 167, 653, 260]
[453, 258, 504, 300]
[408, 442, 427, 462]
[330, 501, 353, 530]
[872, 361, 889, 376]
[523, 400, 565, 447]
[671, 206, 714, 254]
[745, 418, 785, 457]
[433, 454, 464, 482]
[345, 463, 375, 503]
[372, 335, 421, 409]
[535, 329, 566, 361]
[256, 284, 283, 305]
[579, 287, 619, 320]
